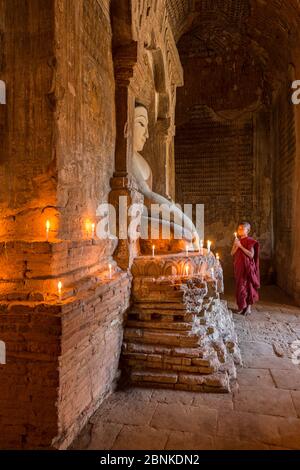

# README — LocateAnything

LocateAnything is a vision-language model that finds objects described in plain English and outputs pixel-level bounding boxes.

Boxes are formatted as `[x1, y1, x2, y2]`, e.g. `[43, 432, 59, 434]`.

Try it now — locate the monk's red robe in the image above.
[234, 236, 260, 310]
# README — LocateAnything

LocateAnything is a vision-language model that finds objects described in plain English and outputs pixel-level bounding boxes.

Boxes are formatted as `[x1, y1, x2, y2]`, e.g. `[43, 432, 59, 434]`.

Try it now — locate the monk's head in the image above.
[237, 221, 251, 238]
[133, 103, 149, 152]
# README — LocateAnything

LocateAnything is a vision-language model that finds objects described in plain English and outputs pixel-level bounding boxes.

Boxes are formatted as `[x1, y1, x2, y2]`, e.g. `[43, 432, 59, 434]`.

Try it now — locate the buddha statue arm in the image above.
[132, 162, 198, 243]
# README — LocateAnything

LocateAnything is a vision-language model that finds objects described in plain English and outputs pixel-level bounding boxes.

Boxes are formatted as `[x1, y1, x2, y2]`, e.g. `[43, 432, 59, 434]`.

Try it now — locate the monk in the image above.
[231, 222, 260, 315]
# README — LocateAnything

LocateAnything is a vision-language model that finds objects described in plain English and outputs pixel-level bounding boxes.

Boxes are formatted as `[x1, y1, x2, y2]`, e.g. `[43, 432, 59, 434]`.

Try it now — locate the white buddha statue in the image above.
[131, 103, 199, 251]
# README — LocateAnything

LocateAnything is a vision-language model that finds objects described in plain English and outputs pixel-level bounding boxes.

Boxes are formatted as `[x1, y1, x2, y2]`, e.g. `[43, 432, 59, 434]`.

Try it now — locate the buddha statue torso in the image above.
[131, 104, 199, 252]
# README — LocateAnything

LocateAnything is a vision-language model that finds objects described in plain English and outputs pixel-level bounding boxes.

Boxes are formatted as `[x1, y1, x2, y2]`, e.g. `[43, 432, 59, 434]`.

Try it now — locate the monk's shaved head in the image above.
[238, 222, 251, 232]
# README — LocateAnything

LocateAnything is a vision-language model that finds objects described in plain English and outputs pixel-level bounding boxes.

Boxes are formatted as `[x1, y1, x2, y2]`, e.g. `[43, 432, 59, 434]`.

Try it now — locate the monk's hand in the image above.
[234, 239, 242, 248]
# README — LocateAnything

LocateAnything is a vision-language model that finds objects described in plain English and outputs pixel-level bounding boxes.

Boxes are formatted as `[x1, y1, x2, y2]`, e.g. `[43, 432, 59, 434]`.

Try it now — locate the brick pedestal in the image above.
[120, 252, 241, 393]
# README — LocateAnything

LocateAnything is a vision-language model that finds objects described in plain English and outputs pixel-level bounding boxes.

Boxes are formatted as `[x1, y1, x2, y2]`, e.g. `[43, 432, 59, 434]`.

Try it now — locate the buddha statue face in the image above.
[133, 105, 149, 152]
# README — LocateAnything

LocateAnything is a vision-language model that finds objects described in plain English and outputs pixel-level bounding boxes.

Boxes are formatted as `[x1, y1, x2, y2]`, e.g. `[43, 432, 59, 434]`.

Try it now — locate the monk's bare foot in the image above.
[237, 308, 246, 315]
[244, 305, 252, 316]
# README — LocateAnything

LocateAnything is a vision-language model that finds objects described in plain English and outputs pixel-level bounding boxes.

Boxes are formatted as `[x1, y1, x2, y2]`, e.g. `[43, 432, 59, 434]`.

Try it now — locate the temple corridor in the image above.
[1, 0, 300, 453]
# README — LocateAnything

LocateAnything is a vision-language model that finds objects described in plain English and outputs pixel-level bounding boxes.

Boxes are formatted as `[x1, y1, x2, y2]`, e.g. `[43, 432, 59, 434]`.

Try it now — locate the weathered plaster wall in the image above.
[272, 78, 297, 300]
[55, 0, 116, 242]
[0, 0, 56, 239]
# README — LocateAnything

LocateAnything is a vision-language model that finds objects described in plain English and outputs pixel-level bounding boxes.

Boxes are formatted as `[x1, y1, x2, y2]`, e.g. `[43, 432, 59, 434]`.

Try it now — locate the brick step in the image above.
[129, 370, 230, 393]
[127, 312, 194, 322]
[124, 342, 210, 358]
[124, 360, 216, 375]
[125, 320, 193, 330]
[130, 303, 194, 310]
[122, 353, 219, 375]
[123, 328, 204, 347]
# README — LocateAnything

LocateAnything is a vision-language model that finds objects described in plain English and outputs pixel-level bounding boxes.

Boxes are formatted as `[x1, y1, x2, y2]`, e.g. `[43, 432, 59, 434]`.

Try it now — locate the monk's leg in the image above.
[234, 264, 248, 311]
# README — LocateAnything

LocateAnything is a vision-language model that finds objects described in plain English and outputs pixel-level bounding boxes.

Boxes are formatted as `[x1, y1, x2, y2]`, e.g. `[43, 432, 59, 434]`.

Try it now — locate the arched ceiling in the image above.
[167, 0, 300, 103]
[167, 0, 300, 77]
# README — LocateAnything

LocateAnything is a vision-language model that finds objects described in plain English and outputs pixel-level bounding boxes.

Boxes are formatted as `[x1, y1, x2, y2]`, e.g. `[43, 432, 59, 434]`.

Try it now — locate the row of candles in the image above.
[48, 219, 238, 301]
[151, 240, 218, 259]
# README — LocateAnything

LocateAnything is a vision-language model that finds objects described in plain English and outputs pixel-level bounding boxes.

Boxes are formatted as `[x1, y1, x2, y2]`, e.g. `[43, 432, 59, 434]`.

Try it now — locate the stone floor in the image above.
[71, 284, 300, 450]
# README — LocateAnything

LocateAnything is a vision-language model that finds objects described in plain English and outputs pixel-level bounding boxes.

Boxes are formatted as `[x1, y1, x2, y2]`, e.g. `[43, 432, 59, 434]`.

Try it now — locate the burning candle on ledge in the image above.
[85, 220, 91, 238]
[207, 240, 211, 254]
[57, 281, 62, 302]
[45, 220, 50, 241]
[185, 265, 189, 277]
[91, 223, 95, 239]
[216, 253, 220, 263]
[109, 263, 112, 279]
[152, 244, 155, 257]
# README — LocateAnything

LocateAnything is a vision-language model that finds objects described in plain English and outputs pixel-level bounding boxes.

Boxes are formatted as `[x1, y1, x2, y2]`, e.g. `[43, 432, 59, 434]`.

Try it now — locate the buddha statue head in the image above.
[133, 103, 149, 153]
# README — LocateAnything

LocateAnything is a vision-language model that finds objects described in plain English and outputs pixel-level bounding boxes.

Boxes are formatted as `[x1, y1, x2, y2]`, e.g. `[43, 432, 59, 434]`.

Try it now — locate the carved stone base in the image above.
[120, 252, 241, 392]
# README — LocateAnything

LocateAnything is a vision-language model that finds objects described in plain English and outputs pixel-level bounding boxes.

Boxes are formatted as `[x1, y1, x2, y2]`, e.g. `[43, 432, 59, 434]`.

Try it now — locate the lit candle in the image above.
[185, 265, 189, 277]
[85, 220, 90, 238]
[152, 244, 155, 257]
[46, 220, 50, 241]
[234, 232, 238, 239]
[109, 263, 112, 279]
[186, 244, 189, 257]
[199, 239, 204, 255]
[91, 223, 95, 239]
[207, 240, 211, 254]
[57, 281, 62, 302]
[216, 253, 220, 262]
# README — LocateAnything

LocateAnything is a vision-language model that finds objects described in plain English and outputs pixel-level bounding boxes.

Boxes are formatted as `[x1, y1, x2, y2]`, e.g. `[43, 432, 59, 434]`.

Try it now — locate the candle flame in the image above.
[46, 220, 50, 231]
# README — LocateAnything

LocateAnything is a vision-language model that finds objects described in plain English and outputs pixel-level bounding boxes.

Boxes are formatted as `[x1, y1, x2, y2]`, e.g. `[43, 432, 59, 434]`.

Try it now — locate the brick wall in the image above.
[0, 0, 131, 449]
[273, 80, 297, 295]
[175, 51, 273, 281]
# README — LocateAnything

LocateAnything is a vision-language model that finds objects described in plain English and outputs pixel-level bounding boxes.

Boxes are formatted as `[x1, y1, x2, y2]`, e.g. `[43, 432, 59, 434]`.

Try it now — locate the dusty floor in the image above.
[72, 284, 300, 450]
